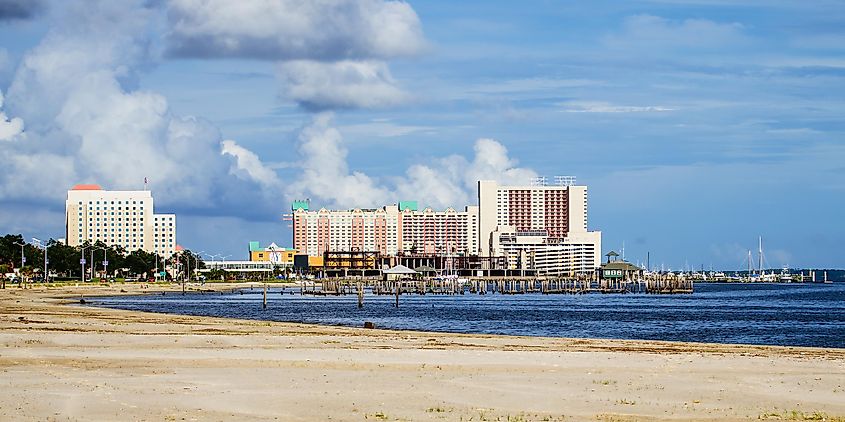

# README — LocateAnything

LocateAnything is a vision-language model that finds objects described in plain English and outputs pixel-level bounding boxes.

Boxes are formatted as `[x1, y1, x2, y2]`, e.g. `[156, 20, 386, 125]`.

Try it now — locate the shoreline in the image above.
[2, 283, 844, 421]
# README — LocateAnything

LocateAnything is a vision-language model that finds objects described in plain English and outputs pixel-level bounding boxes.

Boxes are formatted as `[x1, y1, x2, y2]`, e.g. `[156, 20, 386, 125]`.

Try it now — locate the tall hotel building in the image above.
[65, 184, 177, 257]
[291, 177, 600, 275]
[478, 178, 601, 275]
[292, 201, 479, 257]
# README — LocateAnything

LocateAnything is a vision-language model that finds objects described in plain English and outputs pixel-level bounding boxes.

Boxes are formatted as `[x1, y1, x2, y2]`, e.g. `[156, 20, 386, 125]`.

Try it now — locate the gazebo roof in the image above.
[606, 251, 620, 257]
[414, 265, 437, 273]
[602, 261, 642, 271]
[383, 264, 418, 275]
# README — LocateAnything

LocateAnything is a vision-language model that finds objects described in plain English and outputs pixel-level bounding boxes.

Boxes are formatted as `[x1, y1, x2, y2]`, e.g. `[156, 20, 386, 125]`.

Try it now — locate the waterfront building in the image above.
[248, 241, 296, 268]
[65, 184, 177, 257]
[290, 176, 601, 275]
[398, 203, 479, 256]
[600, 251, 643, 280]
[478, 178, 601, 274]
[291, 201, 479, 257]
[201, 260, 274, 277]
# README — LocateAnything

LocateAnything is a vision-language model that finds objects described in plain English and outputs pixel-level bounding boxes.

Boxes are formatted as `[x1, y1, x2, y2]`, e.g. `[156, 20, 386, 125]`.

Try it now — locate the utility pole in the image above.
[13, 241, 26, 271]
[80, 246, 89, 282]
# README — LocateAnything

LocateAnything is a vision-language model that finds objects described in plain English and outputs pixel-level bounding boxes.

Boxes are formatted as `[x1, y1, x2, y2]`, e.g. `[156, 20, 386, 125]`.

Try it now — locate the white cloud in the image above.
[287, 114, 536, 210]
[464, 138, 538, 187]
[163, 1, 425, 111]
[286, 113, 392, 208]
[605, 14, 746, 50]
[0, 0, 281, 220]
[277, 60, 409, 110]
[341, 120, 435, 138]
[0, 89, 24, 140]
[221, 139, 282, 190]
[559, 101, 674, 113]
[164, 0, 425, 60]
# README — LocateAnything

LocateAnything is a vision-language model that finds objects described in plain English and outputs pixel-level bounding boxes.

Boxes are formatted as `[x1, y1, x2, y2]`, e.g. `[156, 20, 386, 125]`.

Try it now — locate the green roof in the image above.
[399, 200, 418, 211]
[601, 261, 642, 271]
[249, 241, 261, 251]
[291, 200, 309, 211]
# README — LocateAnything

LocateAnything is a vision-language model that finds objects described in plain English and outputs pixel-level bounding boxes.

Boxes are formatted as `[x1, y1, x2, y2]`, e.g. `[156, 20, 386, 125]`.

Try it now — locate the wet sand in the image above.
[1, 283, 843, 421]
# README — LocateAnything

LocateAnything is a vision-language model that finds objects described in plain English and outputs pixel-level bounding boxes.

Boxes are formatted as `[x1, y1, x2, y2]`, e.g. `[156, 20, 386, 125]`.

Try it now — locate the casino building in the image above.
[291, 177, 601, 275]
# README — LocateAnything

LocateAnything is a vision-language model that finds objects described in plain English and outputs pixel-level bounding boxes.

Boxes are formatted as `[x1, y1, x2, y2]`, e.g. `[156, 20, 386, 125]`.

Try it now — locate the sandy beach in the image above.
[1, 283, 843, 421]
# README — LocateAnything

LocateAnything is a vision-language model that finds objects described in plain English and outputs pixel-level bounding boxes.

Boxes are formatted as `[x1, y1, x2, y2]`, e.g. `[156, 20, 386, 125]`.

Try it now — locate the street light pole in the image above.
[13, 241, 26, 270]
[102, 248, 109, 280]
[32, 238, 47, 284]
[80, 245, 89, 282]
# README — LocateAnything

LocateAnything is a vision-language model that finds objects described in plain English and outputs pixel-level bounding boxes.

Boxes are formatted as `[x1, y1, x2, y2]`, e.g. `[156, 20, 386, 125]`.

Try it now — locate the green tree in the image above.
[124, 249, 160, 277]
[0, 234, 41, 271]
[45, 239, 80, 277]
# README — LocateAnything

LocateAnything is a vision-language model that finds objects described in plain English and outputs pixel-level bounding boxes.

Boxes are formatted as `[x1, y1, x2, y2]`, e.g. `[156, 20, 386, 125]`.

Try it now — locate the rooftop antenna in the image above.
[554, 175, 576, 186]
[530, 176, 547, 186]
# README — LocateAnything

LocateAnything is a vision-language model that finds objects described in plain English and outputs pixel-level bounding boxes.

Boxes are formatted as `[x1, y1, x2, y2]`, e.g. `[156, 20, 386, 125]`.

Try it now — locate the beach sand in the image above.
[1, 283, 843, 421]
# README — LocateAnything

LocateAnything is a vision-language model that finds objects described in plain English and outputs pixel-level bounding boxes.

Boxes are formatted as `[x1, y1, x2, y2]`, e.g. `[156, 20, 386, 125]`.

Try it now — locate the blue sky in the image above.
[0, 0, 843, 269]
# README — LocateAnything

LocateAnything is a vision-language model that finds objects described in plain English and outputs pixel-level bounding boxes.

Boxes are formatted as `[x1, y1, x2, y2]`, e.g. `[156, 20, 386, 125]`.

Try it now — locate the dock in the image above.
[298, 276, 693, 297]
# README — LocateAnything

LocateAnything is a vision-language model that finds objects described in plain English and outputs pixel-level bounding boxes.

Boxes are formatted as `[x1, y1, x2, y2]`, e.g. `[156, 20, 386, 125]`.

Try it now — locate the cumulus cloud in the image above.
[164, 0, 425, 60]
[286, 114, 536, 210]
[221, 139, 282, 190]
[286, 113, 392, 208]
[162, 0, 424, 111]
[0, 89, 24, 140]
[0, 0, 46, 20]
[0, 0, 281, 219]
[277, 60, 409, 110]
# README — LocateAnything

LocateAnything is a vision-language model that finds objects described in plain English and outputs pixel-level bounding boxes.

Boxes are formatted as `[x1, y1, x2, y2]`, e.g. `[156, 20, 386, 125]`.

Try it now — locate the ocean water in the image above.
[86, 282, 845, 348]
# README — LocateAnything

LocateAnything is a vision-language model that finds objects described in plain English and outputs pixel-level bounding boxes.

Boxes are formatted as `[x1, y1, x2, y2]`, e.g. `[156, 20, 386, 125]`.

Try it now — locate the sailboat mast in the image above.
[747, 250, 753, 279]
[758, 236, 763, 274]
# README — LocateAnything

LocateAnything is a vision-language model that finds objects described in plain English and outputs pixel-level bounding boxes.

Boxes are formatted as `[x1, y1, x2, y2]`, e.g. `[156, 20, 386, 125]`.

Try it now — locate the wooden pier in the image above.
[297, 275, 693, 298]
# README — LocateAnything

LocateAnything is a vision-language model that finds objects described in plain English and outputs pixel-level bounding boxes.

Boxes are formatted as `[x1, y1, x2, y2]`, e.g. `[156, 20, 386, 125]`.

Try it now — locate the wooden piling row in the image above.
[293, 275, 693, 298]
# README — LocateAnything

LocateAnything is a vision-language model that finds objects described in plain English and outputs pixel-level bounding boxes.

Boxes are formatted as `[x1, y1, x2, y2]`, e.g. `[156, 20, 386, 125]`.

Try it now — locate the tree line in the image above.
[0, 233, 205, 281]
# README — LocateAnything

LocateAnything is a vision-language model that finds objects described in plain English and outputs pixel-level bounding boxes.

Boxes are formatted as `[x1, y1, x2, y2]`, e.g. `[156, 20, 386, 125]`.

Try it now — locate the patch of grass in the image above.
[758, 410, 845, 421]
[366, 411, 388, 420]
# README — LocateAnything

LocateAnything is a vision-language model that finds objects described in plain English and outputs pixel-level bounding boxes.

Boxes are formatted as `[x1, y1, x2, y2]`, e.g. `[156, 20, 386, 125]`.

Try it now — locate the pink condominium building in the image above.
[291, 201, 479, 257]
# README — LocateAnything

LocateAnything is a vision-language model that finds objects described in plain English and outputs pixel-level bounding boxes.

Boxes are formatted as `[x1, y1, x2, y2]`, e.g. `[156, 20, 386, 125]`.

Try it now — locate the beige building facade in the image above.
[65, 184, 177, 257]
[478, 179, 601, 273]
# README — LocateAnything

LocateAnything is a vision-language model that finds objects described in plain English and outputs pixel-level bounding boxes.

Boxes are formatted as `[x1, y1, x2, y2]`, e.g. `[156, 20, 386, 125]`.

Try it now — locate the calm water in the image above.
[86, 282, 845, 348]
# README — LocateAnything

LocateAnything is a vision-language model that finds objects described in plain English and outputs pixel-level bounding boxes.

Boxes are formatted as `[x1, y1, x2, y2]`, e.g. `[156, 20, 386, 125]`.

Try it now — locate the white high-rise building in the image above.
[65, 184, 177, 257]
[478, 179, 601, 274]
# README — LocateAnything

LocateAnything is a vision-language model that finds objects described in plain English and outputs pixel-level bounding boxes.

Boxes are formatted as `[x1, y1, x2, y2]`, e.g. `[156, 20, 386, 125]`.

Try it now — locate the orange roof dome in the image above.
[71, 184, 102, 190]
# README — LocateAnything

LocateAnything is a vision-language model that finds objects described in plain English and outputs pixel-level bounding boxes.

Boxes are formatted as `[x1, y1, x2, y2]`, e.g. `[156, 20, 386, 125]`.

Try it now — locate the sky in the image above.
[0, 0, 843, 270]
